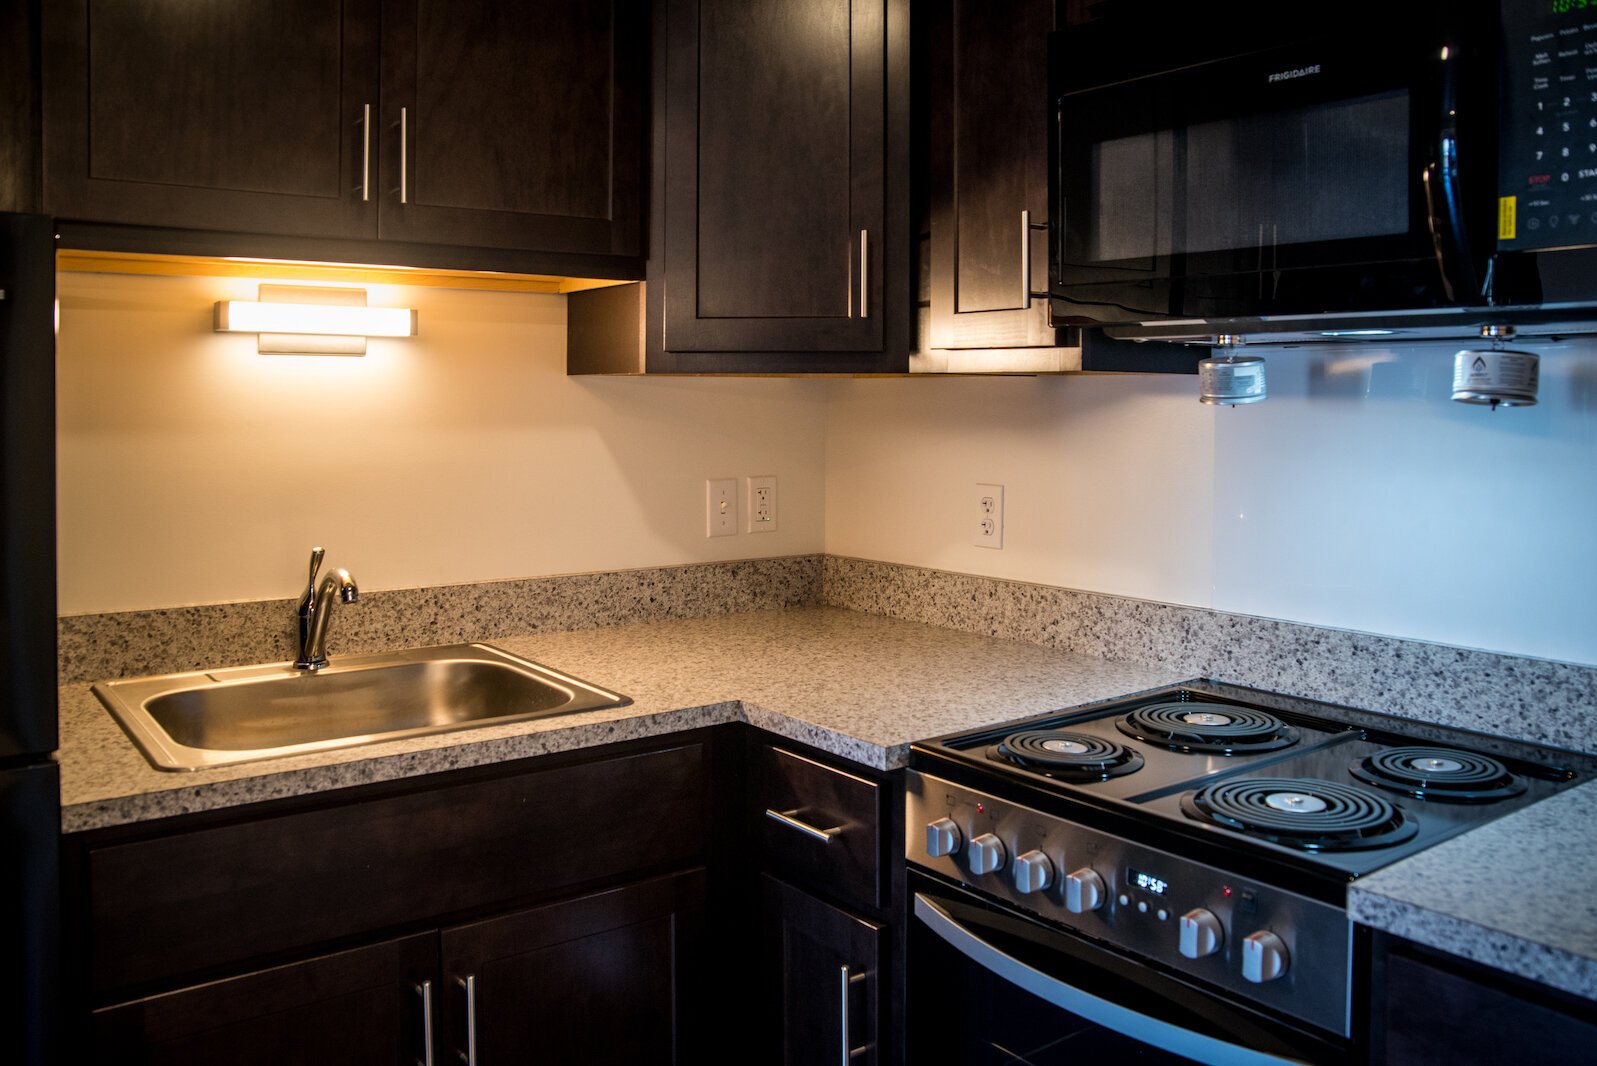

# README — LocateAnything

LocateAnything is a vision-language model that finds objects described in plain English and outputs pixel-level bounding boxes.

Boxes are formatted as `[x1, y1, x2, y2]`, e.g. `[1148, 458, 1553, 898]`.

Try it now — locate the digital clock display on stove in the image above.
[1127, 866, 1169, 896]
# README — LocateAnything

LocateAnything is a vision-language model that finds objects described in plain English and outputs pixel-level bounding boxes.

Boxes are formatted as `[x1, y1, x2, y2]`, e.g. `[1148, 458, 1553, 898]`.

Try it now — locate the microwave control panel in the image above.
[1499, 0, 1597, 250]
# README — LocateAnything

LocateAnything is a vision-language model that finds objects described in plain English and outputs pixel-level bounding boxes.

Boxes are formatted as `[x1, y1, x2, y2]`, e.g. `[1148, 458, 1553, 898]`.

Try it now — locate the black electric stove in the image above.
[904, 681, 1590, 1055]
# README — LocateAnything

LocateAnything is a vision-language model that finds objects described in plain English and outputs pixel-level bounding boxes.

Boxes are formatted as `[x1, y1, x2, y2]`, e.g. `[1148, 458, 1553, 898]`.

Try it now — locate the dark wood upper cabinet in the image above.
[43, 0, 381, 240]
[927, 0, 1063, 349]
[42, 0, 644, 268]
[656, 0, 909, 366]
[378, 0, 645, 256]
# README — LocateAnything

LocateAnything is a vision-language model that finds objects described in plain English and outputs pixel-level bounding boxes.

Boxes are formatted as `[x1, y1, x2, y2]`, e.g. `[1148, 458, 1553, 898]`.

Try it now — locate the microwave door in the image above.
[1053, 24, 1470, 325]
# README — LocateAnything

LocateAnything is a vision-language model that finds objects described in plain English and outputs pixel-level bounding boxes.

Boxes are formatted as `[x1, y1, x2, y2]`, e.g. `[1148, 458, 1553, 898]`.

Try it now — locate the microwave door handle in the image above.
[1437, 131, 1479, 299]
[913, 894, 1311, 1066]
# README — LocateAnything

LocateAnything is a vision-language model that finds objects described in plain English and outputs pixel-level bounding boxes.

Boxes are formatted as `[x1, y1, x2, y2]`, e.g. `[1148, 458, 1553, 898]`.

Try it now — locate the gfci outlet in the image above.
[706, 478, 737, 537]
[746, 475, 777, 533]
[974, 483, 1004, 549]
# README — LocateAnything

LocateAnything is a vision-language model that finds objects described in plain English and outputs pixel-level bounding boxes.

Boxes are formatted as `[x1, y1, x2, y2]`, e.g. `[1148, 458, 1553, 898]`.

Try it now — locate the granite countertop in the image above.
[1349, 779, 1597, 1002]
[58, 606, 1184, 831]
[58, 604, 1597, 1002]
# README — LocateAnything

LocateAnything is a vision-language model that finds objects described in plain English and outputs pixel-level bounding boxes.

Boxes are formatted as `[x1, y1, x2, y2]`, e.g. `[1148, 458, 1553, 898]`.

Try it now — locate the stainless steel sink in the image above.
[93, 643, 632, 771]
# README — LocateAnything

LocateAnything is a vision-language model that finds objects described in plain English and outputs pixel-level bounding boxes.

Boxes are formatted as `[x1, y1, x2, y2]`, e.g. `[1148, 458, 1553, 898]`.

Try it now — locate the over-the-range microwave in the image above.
[1048, 0, 1597, 344]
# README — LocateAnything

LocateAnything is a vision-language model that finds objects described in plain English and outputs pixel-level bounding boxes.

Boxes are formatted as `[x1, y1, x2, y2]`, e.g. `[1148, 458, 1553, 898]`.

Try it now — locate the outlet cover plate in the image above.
[747, 475, 777, 533]
[974, 483, 1004, 549]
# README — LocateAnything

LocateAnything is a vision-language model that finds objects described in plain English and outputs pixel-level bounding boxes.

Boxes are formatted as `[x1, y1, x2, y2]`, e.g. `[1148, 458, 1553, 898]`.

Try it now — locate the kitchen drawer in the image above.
[87, 741, 707, 995]
[752, 744, 883, 911]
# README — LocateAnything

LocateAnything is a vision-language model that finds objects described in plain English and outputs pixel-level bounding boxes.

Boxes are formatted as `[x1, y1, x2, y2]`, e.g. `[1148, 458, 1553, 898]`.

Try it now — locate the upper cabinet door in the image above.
[43, 0, 380, 239]
[378, 0, 646, 257]
[927, 0, 1061, 349]
[662, 0, 893, 354]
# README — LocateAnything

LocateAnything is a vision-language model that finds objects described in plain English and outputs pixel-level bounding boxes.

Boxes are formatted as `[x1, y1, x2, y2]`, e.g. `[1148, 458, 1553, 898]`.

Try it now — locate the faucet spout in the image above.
[295, 567, 358, 670]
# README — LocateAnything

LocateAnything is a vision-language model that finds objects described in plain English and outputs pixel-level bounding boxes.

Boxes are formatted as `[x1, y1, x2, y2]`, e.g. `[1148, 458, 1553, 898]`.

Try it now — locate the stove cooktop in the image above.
[914, 682, 1584, 882]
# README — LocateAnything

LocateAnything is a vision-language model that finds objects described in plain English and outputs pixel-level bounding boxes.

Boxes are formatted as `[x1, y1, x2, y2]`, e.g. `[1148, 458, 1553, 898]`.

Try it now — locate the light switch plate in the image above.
[707, 478, 737, 537]
[974, 483, 1004, 549]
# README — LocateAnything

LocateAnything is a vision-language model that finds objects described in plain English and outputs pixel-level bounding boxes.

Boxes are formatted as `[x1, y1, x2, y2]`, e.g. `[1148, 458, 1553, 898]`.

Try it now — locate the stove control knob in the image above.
[1012, 850, 1054, 894]
[1064, 868, 1105, 913]
[967, 833, 1007, 876]
[1178, 909, 1223, 959]
[925, 817, 963, 858]
[1241, 931, 1290, 983]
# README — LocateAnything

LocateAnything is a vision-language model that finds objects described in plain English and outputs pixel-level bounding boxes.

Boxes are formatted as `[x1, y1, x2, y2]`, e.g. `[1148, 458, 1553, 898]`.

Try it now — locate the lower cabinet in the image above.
[92, 933, 436, 1066]
[90, 871, 704, 1066]
[440, 872, 703, 1064]
[1369, 933, 1597, 1064]
[760, 875, 884, 1066]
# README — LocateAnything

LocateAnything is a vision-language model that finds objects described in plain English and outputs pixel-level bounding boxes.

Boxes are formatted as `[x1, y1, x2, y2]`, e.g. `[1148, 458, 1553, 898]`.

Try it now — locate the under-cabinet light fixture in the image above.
[213, 284, 417, 355]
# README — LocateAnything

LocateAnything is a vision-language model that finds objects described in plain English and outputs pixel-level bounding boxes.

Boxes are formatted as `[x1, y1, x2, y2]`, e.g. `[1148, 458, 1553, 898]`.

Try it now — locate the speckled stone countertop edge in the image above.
[1347, 887, 1597, 1001]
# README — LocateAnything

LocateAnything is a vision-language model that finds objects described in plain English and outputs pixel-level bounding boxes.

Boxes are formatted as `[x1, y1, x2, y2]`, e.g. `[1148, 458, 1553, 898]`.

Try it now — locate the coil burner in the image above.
[1118, 702, 1300, 755]
[992, 731, 1145, 782]
[1181, 778, 1417, 850]
[1350, 746, 1526, 803]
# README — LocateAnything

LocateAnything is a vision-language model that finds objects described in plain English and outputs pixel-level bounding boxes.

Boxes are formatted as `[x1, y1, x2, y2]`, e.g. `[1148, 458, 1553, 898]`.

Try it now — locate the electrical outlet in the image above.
[706, 478, 737, 537]
[747, 475, 777, 533]
[974, 483, 1004, 549]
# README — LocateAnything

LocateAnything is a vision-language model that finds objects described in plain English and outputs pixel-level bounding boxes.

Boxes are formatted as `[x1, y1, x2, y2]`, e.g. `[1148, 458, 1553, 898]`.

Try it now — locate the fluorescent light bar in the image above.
[214, 300, 416, 337]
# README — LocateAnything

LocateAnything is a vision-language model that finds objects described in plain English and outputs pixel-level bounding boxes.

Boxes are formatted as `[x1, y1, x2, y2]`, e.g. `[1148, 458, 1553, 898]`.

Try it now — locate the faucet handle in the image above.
[299, 547, 325, 608]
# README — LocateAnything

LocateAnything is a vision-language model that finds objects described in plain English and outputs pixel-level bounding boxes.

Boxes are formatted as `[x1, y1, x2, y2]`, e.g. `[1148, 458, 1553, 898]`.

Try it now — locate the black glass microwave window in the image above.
[1089, 91, 1411, 264]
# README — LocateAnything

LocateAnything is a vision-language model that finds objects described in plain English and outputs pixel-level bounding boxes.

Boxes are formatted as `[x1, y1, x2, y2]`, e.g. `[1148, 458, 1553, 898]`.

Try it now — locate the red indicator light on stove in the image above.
[1223, 886, 1233, 898]
[976, 803, 985, 814]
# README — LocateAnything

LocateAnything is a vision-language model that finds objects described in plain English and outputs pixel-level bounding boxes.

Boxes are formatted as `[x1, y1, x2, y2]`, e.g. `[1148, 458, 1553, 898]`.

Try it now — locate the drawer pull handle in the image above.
[766, 807, 843, 843]
[413, 980, 434, 1066]
[360, 103, 372, 202]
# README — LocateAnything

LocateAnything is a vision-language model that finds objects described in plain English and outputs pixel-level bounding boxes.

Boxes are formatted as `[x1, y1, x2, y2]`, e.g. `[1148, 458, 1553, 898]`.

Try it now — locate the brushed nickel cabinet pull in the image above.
[840, 964, 870, 1063]
[765, 806, 842, 843]
[1020, 209, 1031, 306]
[859, 229, 870, 319]
[413, 980, 434, 1066]
[456, 974, 477, 1066]
[400, 106, 409, 205]
[361, 103, 371, 202]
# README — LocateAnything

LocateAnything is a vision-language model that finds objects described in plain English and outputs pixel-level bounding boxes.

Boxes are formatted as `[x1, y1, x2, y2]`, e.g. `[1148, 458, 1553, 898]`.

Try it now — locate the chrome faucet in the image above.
[294, 547, 359, 670]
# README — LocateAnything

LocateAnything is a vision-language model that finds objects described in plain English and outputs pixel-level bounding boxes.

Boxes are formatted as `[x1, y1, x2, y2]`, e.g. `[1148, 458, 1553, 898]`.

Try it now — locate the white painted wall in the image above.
[56, 272, 829, 613]
[825, 339, 1597, 667]
[58, 270, 1597, 667]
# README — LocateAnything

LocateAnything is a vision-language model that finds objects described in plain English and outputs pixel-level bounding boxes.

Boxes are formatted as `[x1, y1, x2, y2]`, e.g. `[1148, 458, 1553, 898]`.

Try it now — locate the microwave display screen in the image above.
[1088, 91, 1410, 263]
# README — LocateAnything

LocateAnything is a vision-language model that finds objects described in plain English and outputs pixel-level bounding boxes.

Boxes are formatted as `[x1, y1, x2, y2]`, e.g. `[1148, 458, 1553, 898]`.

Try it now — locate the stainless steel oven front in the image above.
[904, 771, 1357, 1066]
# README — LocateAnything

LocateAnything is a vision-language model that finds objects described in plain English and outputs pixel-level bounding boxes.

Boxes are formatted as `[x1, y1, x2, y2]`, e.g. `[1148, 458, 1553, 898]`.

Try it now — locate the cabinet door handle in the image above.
[456, 974, 477, 1066]
[361, 103, 372, 203]
[839, 964, 870, 1064]
[765, 807, 842, 843]
[858, 229, 870, 319]
[399, 106, 410, 205]
[413, 980, 434, 1066]
[1019, 209, 1031, 307]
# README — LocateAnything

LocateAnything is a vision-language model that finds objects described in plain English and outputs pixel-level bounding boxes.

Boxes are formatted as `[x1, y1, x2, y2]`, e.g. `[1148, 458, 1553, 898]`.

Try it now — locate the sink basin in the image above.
[93, 643, 632, 771]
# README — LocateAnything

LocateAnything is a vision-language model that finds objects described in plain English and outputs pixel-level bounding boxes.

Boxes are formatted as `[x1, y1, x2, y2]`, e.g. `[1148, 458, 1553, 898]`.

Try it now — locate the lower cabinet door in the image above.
[90, 933, 437, 1065]
[760, 874, 884, 1066]
[440, 869, 705, 1064]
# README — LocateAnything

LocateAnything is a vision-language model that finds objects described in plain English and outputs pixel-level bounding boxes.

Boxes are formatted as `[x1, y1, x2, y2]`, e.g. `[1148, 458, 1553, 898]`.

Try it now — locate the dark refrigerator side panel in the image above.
[0, 210, 57, 758]
[0, 211, 60, 1066]
[2, 762, 58, 1066]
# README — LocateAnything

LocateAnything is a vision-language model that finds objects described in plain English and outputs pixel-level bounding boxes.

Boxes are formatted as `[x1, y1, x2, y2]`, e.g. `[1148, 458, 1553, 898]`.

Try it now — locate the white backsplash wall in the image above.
[825, 339, 1597, 667]
[56, 271, 828, 613]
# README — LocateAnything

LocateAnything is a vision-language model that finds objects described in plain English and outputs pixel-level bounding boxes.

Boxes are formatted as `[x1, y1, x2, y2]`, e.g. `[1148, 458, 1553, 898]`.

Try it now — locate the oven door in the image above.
[1048, 2, 1493, 327]
[907, 871, 1350, 1066]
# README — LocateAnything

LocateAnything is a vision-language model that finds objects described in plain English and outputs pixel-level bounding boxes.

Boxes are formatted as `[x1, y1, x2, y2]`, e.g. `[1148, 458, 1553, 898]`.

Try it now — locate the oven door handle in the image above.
[913, 894, 1309, 1066]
